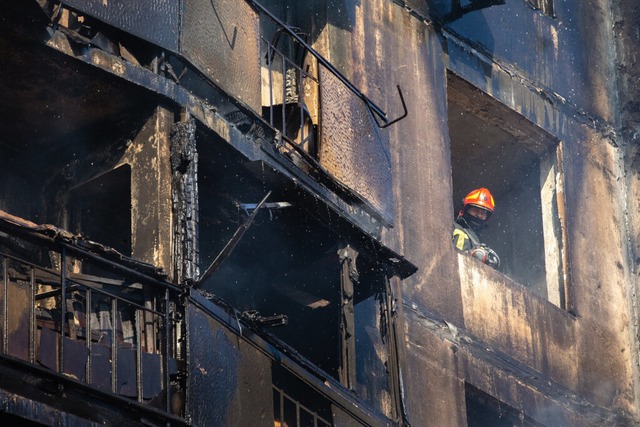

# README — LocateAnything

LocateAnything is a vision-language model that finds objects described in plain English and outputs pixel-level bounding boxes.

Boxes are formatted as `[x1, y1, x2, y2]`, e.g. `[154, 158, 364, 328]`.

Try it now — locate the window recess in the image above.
[447, 72, 571, 310]
[195, 126, 413, 421]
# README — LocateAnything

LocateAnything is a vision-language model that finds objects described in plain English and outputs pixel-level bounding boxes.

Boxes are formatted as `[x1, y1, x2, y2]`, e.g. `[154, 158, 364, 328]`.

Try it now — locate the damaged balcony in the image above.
[0, 212, 185, 425]
[7, 0, 407, 238]
[0, 207, 412, 426]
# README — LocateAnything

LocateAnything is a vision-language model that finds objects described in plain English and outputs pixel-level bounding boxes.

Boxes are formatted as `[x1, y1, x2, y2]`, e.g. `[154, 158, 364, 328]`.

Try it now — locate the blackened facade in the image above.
[0, 0, 639, 426]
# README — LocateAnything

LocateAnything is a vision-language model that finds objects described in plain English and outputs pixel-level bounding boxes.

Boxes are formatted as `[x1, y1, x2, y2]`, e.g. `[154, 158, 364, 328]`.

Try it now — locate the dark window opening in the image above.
[447, 72, 570, 309]
[466, 384, 545, 427]
[66, 165, 132, 257]
[197, 125, 399, 419]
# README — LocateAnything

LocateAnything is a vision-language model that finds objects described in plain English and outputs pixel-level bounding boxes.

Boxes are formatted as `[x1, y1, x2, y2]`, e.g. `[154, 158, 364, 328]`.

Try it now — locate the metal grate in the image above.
[260, 31, 320, 169]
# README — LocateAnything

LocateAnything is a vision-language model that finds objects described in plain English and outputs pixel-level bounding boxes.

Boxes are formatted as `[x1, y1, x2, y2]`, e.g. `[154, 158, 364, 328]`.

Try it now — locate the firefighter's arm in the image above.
[469, 244, 500, 269]
[452, 228, 469, 251]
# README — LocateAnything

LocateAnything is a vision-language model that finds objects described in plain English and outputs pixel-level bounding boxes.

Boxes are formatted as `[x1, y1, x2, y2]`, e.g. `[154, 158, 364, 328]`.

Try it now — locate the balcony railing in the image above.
[253, 0, 404, 223]
[0, 230, 184, 418]
[260, 27, 320, 170]
[273, 385, 332, 427]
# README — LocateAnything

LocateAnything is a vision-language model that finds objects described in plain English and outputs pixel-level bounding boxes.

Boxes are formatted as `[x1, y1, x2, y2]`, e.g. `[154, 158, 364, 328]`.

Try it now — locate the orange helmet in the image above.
[462, 188, 495, 213]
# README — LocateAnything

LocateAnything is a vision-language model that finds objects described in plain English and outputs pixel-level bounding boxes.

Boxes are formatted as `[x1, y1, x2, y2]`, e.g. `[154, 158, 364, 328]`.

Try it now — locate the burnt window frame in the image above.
[447, 71, 572, 311]
[194, 124, 407, 422]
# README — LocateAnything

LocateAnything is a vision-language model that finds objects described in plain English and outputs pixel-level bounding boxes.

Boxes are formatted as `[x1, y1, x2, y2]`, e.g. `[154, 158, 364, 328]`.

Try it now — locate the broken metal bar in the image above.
[370, 85, 408, 129]
[29, 267, 36, 364]
[135, 308, 143, 403]
[85, 288, 92, 385]
[2, 257, 7, 355]
[111, 297, 117, 394]
[60, 248, 67, 374]
[241, 310, 288, 327]
[164, 288, 171, 414]
[238, 201, 292, 215]
[196, 191, 272, 287]
[249, 0, 408, 128]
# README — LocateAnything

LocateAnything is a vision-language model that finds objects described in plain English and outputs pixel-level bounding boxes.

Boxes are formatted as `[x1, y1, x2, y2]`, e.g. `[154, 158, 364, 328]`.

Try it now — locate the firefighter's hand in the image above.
[469, 245, 500, 269]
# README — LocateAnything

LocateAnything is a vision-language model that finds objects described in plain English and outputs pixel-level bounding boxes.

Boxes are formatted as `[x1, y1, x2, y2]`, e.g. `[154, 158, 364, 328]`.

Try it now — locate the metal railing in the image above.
[0, 242, 184, 416]
[273, 385, 332, 427]
[254, 0, 407, 181]
[252, 0, 407, 130]
[260, 28, 320, 169]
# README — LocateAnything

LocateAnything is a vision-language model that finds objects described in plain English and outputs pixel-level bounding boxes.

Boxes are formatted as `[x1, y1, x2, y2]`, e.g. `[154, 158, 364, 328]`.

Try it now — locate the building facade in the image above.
[0, 0, 639, 425]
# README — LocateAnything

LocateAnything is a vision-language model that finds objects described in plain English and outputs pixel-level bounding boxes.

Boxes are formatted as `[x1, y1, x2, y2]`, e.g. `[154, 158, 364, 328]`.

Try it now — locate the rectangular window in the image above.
[447, 72, 571, 310]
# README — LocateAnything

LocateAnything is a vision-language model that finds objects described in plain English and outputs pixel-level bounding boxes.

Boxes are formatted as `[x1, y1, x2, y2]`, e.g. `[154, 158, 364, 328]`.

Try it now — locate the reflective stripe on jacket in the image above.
[452, 221, 480, 252]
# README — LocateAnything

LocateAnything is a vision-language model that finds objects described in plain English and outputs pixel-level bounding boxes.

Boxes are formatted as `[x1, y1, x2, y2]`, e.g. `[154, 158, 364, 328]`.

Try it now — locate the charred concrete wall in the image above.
[280, 0, 640, 424]
[345, 0, 639, 425]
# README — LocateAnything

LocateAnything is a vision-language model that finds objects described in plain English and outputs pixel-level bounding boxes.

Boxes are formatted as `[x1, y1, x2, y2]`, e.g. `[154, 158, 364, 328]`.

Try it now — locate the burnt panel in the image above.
[59, 0, 180, 51]
[38, 327, 58, 372]
[181, 0, 261, 111]
[187, 304, 273, 427]
[142, 352, 163, 400]
[62, 337, 90, 381]
[117, 347, 136, 397]
[37, 328, 90, 381]
[6, 279, 31, 360]
[90, 342, 112, 392]
[318, 68, 393, 225]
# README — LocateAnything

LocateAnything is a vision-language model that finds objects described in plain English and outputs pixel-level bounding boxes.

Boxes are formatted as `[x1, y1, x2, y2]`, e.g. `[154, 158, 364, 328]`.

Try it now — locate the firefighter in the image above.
[452, 187, 500, 269]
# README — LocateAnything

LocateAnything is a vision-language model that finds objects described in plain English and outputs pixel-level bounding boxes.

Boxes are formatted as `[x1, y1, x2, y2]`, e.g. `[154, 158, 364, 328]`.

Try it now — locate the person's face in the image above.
[467, 205, 490, 221]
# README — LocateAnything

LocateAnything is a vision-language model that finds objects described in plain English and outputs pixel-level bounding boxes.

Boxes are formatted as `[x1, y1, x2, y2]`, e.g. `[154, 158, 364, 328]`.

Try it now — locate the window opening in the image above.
[65, 165, 132, 257]
[196, 126, 403, 419]
[447, 72, 570, 309]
